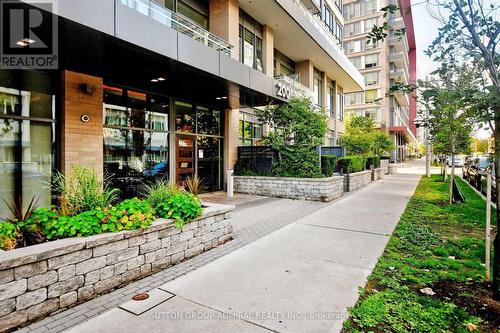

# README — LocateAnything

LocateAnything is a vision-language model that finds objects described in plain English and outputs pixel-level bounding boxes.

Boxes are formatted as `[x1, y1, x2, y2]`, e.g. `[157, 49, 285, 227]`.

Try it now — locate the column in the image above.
[295, 60, 313, 89]
[209, 0, 240, 61]
[60, 70, 104, 179]
[262, 25, 274, 77]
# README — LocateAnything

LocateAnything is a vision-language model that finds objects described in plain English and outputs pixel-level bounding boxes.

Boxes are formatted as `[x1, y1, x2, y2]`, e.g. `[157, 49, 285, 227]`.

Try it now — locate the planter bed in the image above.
[373, 167, 385, 181]
[344, 170, 372, 192]
[0, 203, 234, 332]
[233, 175, 344, 202]
[380, 159, 390, 174]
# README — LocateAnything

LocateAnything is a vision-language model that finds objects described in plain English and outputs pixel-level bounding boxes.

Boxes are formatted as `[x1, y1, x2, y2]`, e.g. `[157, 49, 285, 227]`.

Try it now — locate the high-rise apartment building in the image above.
[0, 0, 364, 218]
[342, 0, 417, 161]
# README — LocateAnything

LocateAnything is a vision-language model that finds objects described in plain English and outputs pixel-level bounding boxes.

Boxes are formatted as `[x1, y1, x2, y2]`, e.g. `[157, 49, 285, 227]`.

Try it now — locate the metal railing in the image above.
[119, 0, 233, 57]
[292, 0, 344, 50]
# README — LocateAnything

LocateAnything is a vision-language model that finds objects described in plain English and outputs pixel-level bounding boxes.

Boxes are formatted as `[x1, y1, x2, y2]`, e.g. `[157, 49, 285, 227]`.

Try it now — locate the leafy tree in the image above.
[257, 98, 327, 178]
[339, 115, 394, 156]
[472, 138, 489, 154]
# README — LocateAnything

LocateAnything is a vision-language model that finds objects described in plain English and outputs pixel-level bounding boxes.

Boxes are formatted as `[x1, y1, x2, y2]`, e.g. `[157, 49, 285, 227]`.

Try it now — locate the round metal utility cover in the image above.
[132, 293, 149, 301]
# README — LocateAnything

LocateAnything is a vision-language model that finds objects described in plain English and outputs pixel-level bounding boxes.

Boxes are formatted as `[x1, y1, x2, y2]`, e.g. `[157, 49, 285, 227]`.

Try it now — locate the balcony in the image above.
[390, 107, 409, 127]
[390, 68, 409, 85]
[392, 89, 410, 107]
[388, 16, 404, 29]
[389, 51, 408, 69]
[389, 34, 409, 53]
[120, 0, 233, 56]
[300, 0, 321, 14]
[239, 0, 364, 92]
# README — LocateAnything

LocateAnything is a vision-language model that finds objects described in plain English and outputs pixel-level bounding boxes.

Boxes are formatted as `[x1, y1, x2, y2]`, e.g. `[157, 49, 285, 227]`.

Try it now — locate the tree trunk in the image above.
[493, 106, 500, 300]
[449, 130, 455, 205]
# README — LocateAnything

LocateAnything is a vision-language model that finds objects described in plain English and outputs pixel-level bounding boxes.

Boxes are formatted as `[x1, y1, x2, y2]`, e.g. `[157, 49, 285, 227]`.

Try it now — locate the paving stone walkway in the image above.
[15, 197, 326, 333]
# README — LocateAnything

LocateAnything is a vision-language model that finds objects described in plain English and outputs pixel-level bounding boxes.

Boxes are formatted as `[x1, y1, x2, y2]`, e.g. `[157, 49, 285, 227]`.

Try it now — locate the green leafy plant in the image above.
[185, 175, 202, 196]
[236, 97, 328, 178]
[43, 198, 155, 240]
[142, 180, 183, 209]
[155, 192, 203, 228]
[53, 165, 119, 216]
[338, 156, 367, 173]
[0, 222, 17, 250]
[1, 195, 45, 247]
[365, 156, 381, 169]
[321, 155, 337, 177]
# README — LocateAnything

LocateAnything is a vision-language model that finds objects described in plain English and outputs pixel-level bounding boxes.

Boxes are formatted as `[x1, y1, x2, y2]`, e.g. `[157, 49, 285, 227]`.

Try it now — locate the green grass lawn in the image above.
[342, 175, 500, 333]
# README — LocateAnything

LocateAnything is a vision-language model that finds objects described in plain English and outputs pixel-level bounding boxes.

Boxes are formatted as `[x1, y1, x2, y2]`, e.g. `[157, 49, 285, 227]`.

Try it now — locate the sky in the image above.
[411, 0, 492, 139]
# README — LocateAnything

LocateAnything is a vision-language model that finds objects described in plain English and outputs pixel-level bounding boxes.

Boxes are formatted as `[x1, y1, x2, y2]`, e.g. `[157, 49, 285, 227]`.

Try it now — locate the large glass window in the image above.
[364, 18, 378, 33]
[337, 88, 344, 122]
[364, 72, 379, 86]
[239, 12, 263, 72]
[327, 85, 335, 118]
[103, 86, 170, 198]
[239, 112, 263, 146]
[0, 71, 56, 219]
[313, 68, 323, 107]
[365, 54, 379, 68]
[365, 89, 379, 103]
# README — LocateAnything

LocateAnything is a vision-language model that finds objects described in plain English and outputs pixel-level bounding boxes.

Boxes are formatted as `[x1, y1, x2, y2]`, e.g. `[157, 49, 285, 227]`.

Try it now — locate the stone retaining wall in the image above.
[373, 168, 384, 181]
[380, 159, 389, 174]
[344, 170, 373, 192]
[0, 203, 234, 332]
[234, 175, 344, 202]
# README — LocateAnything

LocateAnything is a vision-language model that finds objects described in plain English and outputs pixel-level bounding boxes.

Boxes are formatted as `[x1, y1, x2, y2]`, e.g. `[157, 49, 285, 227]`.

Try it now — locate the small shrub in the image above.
[365, 156, 381, 169]
[272, 146, 323, 178]
[155, 192, 203, 228]
[185, 175, 202, 195]
[53, 166, 119, 216]
[338, 156, 367, 173]
[321, 155, 337, 177]
[142, 180, 183, 208]
[0, 222, 17, 250]
[43, 198, 155, 239]
[2, 196, 44, 247]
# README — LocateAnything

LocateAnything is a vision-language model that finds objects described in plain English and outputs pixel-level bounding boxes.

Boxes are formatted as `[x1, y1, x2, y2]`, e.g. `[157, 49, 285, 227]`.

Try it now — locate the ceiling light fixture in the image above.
[215, 97, 222, 100]
[21, 38, 35, 44]
[157, 77, 165, 81]
[151, 79, 159, 82]
[16, 41, 28, 47]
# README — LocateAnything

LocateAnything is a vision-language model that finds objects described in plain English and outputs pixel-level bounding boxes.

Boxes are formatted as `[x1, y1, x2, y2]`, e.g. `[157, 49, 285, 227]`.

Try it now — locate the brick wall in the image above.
[234, 175, 344, 202]
[209, 0, 239, 60]
[0, 204, 234, 332]
[61, 70, 104, 179]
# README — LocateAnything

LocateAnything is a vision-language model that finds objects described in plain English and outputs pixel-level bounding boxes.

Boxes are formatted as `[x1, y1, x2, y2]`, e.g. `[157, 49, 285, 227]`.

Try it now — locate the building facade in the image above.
[342, 0, 416, 161]
[0, 0, 364, 218]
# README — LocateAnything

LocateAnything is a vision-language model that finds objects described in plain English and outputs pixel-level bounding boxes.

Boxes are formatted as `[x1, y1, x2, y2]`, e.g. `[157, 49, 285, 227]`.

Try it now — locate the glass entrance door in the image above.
[176, 135, 195, 183]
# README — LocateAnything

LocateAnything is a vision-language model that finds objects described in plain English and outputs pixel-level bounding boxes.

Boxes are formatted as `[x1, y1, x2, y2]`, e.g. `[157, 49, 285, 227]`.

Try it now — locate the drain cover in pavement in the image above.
[119, 289, 174, 315]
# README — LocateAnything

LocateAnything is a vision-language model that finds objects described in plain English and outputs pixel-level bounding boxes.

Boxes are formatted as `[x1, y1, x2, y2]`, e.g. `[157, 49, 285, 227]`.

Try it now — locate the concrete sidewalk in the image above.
[64, 172, 420, 333]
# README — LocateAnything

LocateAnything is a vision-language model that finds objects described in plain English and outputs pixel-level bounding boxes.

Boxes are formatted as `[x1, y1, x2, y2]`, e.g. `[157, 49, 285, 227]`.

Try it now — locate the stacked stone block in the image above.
[0, 204, 233, 332]
[233, 175, 344, 202]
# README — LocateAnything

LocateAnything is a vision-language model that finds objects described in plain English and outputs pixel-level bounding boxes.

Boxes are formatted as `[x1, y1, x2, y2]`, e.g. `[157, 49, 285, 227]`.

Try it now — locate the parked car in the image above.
[446, 155, 464, 167]
[480, 163, 497, 202]
[468, 156, 491, 189]
[462, 157, 473, 180]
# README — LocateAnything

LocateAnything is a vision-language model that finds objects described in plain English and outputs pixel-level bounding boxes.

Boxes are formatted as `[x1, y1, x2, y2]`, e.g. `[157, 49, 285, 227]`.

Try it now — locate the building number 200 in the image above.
[276, 82, 292, 99]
